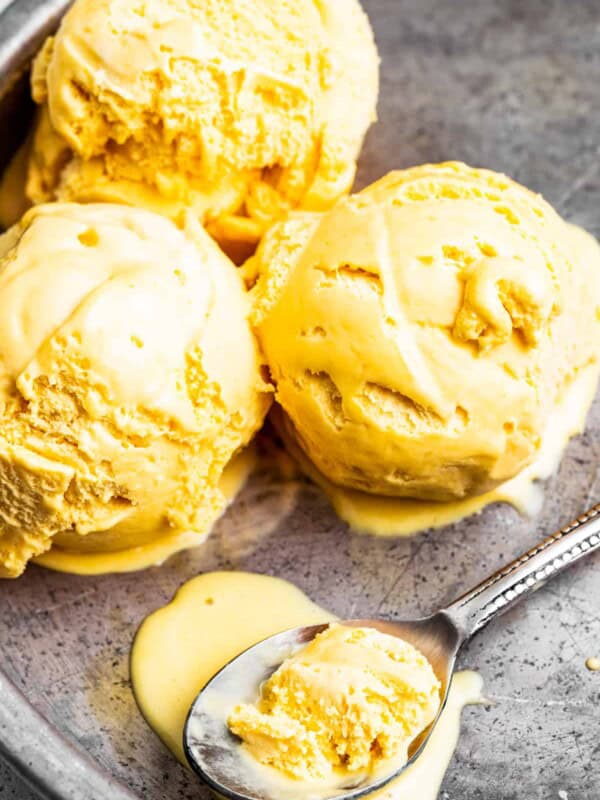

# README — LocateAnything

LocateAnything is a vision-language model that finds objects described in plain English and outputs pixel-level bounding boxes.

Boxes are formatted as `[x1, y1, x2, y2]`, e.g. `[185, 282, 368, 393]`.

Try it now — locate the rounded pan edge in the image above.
[0, 0, 71, 175]
[0, 667, 139, 800]
[0, 0, 71, 93]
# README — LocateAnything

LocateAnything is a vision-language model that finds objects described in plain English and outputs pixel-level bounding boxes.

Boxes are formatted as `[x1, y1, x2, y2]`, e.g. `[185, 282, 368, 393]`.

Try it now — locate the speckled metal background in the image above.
[1, 1, 599, 798]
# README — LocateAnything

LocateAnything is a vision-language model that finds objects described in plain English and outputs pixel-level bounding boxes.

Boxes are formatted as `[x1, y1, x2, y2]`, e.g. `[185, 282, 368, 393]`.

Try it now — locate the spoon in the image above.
[184, 502, 600, 800]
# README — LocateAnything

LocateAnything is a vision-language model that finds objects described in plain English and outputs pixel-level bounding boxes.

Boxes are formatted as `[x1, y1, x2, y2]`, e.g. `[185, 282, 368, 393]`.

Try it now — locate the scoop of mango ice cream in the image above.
[13, 0, 379, 257]
[228, 624, 441, 783]
[250, 162, 600, 501]
[0, 203, 271, 578]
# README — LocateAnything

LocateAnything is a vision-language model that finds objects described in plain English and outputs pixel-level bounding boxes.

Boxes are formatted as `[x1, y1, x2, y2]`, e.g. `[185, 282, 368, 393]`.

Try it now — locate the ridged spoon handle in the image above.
[444, 503, 600, 639]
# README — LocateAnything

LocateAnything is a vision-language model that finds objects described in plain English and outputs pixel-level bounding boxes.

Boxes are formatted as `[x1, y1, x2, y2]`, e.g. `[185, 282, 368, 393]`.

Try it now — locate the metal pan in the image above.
[0, 1, 599, 798]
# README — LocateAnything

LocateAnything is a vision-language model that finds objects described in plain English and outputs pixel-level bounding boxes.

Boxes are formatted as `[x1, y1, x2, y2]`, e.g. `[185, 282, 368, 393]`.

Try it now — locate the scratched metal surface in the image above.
[1, 0, 600, 798]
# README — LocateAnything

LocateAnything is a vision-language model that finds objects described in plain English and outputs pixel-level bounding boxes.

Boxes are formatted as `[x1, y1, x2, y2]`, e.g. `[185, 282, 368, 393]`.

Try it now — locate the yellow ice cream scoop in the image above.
[10, 0, 379, 257]
[250, 162, 600, 501]
[0, 202, 271, 578]
[228, 624, 441, 783]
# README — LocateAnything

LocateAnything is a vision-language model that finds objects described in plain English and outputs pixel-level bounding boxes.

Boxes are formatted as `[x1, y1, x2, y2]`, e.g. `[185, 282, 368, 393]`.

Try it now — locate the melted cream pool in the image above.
[131, 571, 483, 799]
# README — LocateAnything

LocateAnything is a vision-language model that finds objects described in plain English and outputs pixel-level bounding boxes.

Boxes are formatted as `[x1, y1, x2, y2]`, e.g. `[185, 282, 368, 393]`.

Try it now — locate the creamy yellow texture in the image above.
[30, 353, 597, 568]
[251, 162, 600, 503]
[131, 571, 482, 798]
[0, 203, 270, 578]
[275, 359, 599, 535]
[33, 447, 255, 575]
[12, 0, 378, 253]
[228, 623, 441, 783]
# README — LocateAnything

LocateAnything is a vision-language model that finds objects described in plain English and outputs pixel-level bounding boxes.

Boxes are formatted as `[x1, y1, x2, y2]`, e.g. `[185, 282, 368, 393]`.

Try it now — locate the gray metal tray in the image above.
[1, 1, 599, 798]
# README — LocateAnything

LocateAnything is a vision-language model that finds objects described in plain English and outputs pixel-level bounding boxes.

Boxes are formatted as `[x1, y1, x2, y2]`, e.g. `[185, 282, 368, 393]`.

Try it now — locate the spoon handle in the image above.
[444, 503, 600, 640]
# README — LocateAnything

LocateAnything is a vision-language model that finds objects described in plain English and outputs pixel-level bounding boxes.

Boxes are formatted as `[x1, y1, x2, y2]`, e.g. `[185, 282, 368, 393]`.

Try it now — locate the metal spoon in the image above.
[184, 503, 600, 800]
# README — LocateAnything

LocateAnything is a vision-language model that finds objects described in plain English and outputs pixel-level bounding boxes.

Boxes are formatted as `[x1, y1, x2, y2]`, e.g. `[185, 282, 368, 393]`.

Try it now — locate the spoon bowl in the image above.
[183, 614, 462, 800]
